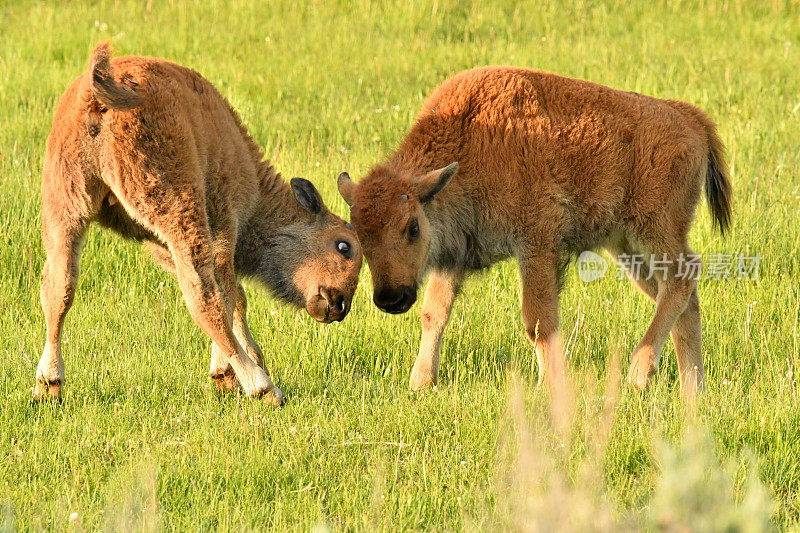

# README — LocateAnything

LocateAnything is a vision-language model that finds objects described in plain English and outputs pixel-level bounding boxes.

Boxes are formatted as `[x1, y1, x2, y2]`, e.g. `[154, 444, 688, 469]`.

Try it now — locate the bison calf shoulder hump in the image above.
[36, 42, 362, 402]
[338, 66, 731, 399]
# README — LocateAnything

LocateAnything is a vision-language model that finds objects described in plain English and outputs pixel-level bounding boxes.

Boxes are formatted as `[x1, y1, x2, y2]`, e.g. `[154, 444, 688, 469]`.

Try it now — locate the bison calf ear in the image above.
[337, 172, 355, 207]
[414, 162, 458, 203]
[291, 178, 324, 215]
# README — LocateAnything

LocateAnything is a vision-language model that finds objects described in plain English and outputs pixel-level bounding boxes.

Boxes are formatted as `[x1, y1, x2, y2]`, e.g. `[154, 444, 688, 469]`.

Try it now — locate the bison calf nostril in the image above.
[334, 295, 346, 314]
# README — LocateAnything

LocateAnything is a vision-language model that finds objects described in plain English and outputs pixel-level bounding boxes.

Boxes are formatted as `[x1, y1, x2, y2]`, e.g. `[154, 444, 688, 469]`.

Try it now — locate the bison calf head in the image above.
[254, 178, 362, 323]
[336, 162, 458, 314]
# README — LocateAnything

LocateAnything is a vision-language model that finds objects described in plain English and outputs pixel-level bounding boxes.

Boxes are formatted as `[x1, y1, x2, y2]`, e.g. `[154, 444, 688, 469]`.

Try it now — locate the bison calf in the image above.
[338, 66, 731, 398]
[36, 43, 362, 403]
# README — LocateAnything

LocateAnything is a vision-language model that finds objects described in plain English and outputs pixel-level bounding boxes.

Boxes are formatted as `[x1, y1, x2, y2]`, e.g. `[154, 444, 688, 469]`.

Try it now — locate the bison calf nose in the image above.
[374, 285, 417, 314]
[323, 289, 350, 322]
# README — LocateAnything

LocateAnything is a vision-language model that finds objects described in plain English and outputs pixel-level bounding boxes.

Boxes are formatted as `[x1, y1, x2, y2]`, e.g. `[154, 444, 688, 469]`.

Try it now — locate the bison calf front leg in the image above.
[519, 254, 565, 389]
[211, 283, 265, 393]
[171, 243, 282, 405]
[410, 270, 462, 390]
[231, 283, 265, 367]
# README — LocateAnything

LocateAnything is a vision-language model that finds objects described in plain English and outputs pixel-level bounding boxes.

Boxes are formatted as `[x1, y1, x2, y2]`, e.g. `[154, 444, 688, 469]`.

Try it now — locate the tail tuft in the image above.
[89, 41, 142, 111]
[667, 100, 732, 236]
[705, 131, 732, 236]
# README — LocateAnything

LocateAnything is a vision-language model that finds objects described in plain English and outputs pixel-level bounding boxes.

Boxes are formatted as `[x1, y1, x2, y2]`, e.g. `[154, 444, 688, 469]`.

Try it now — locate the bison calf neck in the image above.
[338, 66, 731, 399]
[36, 43, 362, 403]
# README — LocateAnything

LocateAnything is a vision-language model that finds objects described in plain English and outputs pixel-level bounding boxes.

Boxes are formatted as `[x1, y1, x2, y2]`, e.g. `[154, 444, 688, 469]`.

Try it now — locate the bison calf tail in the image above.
[88, 41, 142, 111]
[705, 130, 732, 236]
[668, 100, 732, 236]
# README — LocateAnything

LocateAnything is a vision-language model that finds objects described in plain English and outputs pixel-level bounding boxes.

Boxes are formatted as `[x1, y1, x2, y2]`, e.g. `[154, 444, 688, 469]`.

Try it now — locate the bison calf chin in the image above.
[36, 42, 362, 403]
[339, 66, 730, 400]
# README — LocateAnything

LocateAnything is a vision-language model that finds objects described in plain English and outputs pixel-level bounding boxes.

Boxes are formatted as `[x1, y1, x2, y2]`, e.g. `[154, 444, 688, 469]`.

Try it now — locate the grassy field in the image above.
[1, 0, 799, 530]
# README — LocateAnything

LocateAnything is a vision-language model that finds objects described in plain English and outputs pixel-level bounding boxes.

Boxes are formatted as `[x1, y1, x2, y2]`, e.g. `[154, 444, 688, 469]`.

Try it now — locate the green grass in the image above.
[1, 0, 799, 530]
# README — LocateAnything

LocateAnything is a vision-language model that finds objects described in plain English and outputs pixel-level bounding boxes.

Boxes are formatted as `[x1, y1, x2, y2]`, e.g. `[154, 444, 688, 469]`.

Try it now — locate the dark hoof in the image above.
[33, 380, 63, 402]
[212, 369, 242, 393]
[252, 384, 285, 406]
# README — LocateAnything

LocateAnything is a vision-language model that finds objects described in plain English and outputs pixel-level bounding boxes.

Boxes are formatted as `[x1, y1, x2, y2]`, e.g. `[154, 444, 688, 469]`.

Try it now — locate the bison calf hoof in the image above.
[212, 369, 243, 394]
[680, 368, 705, 400]
[409, 371, 436, 391]
[627, 356, 657, 391]
[251, 384, 284, 406]
[33, 380, 63, 401]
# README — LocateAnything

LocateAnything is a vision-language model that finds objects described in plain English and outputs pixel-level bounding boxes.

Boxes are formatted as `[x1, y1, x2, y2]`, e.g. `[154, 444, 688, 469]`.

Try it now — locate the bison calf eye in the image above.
[336, 240, 352, 258]
[408, 219, 420, 241]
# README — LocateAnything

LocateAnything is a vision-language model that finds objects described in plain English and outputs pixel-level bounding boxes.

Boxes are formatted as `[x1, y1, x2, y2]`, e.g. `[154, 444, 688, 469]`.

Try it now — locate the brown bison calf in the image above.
[36, 43, 362, 403]
[338, 66, 731, 398]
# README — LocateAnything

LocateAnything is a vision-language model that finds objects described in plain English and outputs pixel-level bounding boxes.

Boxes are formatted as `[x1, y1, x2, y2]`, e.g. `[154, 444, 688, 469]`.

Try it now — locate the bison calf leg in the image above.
[117, 174, 281, 404]
[147, 239, 266, 393]
[670, 288, 704, 398]
[627, 265, 697, 396]
[201, 227, 280, 402]
[36, 222, 88, 401]
[231, 283, 265, 367]
[210, 283, 265, 393]
[633, 285, 704, 398]
[410, 270, 462, 390]
[146, 237, 258, 394]
[609, 239, 704, 398]
[169, 240, 281, 403]
[519, 254, 565, 389]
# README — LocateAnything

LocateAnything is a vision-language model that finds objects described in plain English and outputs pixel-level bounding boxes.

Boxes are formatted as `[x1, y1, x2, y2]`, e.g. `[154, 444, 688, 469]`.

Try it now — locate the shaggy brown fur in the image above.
[338, 66, 731, 398]
[36, 42, 362, 403]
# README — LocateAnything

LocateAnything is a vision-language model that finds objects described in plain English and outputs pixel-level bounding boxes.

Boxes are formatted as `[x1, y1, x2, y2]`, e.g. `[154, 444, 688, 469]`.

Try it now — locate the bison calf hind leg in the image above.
[671, 288, 704, 397]
[610, 238, 704, 398]
[36, 221, 89, 401]
[628, 274, 697, 394]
